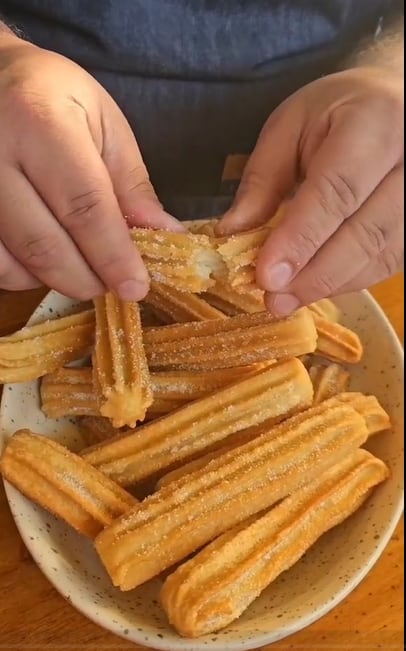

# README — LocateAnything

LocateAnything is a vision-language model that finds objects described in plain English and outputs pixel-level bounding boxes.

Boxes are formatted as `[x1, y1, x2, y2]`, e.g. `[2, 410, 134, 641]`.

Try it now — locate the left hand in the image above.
[217, 68, 404, 316]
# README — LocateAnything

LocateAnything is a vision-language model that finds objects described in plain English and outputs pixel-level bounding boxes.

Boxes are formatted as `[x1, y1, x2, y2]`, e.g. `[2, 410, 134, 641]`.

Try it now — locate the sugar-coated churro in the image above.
[94, 401, 368, 589]
[313, 314, 363, 363]
[144, 282, 226, 323]
[203, 282, 265, 316]
[157, 390, 390, 488]
[335, 392, 391, 436]
[41, 367, 98, 418]
[42, 363, 272, 421]
[82, 358, 313, 486]
[93, 293, 153, 428]
[130, 228, 225, 292]
[0, 309, 94, 383]
[161, 449, 388, 637]
[143, 308, 317, 371]
[309, 363, 350, 404]
[308, 299, 341, 323]
[214, 226, 270, 289]
[0, 430, 137, 538]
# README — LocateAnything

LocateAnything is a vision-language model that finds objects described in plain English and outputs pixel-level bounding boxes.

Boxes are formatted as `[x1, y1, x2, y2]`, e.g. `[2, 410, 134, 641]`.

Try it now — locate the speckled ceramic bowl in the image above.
[0, 290, 403, 651]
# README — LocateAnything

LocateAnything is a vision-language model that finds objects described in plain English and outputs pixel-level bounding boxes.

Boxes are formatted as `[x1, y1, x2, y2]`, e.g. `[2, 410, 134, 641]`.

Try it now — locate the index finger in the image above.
[21, 117, 150, 302]
[256, 108, 401, 293]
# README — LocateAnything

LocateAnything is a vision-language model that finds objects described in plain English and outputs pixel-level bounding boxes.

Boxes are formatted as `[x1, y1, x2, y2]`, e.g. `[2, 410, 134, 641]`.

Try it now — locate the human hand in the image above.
[218, 68, 404, 316]
[0, 35, 181, 300]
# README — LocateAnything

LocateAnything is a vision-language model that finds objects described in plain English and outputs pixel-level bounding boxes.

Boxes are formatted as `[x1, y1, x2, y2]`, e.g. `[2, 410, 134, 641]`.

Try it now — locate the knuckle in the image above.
[309, 271, 337, 298]
[353, 220, 388, 260]
[123, 166, 155, 196]
[381, 249, 403, 277]
[315, 171, 360, 220]
[62, 189, 106, 230]
[18, 233, 61, 271]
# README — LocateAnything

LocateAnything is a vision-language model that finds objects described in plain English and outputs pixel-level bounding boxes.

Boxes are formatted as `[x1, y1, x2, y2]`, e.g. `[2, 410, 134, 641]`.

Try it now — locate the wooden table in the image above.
[0, 277, 404, 651]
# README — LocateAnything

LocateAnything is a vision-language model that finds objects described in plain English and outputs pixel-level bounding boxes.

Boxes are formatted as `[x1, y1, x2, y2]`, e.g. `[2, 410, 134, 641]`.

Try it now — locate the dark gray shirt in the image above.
[1, 0, 401, 217]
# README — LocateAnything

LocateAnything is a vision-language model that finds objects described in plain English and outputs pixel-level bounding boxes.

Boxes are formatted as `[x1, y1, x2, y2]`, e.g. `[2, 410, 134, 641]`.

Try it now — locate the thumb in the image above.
[216, 106, 300, 236]
[101, 95, 185, 232]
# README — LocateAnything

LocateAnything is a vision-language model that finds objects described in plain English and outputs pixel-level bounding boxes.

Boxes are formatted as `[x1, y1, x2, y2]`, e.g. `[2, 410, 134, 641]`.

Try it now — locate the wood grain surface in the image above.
[0, 276, 403, 651]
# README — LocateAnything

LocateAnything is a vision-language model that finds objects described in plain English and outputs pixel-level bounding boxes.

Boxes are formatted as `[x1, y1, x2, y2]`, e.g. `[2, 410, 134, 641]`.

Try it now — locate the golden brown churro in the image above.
[143, 281, 226, 323]
[0, 309, 94, 383]
[161, 449, 388, 637]
[143, 308, 317, 371]
[156, 390, 391, 489]
[309, 363, 351, 404]
[94, 401, 368, 589]
[214, 227, 270, 289]
[203, 282, 265, 316]
[42, 363, 272, 421]
[41, 367, 98, 418]
[81, 358, 313, 486]
[313, 314, 363, 363]
[130, 228, 225, 292]
[335, 392, 391, 436]
[0, 430, 137, 538]
[308, 299, 341, 323]
[93, 293, 153, 427]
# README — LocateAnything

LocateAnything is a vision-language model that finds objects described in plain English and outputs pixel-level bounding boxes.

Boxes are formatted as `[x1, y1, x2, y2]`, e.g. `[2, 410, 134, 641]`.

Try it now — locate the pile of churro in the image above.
[0, 220, 391, 638]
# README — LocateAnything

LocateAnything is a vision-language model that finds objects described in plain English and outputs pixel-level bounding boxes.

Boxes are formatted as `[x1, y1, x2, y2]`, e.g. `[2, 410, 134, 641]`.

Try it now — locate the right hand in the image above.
[0, 34, 181, 300]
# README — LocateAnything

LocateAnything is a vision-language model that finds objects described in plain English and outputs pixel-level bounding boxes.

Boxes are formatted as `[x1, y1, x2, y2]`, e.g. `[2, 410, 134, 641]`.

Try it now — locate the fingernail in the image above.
[266, 293, 300, 317]
[264, 262, 294, 291]
[116, 278, 149, 302]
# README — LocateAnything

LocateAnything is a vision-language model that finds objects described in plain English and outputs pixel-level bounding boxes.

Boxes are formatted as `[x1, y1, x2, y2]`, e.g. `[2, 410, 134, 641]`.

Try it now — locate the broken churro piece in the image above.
[82, 358, 314, 486]
[144, 282, 226, 323]
[161, 449, 388, 637]
[203, 282, 265, 316]
[130, 228, 224, 292]
[93, 293, 153, 428]
[94, 401, 368, 589]
[308, 299, 341, 323]
[0, 430, 137, 538]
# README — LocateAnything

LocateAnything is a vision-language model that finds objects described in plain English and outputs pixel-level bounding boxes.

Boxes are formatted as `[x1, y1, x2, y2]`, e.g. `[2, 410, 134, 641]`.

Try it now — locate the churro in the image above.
[158, 391, 392, 488]
[161, 449, 388, 637]
[42, 363, 273, 421]
[41, 367, 98, 418]
[0, 309, 94, 383]
[203, 282, 265, 316]
[214, 226, 270, 289]
[308, 299, 341, 323]
[143, 308, 317, 371]
[94, 401, 368, 589]
[130, 228, 225, 292]
[82, 358, 313, 486]
[309, 363, 350, 404]
[313, 314, 363, 363]
[0, 430, 137, 538]
[93, 293, 153, 427]
[144, 282, 226, 323]
[335, 392, 391, 436]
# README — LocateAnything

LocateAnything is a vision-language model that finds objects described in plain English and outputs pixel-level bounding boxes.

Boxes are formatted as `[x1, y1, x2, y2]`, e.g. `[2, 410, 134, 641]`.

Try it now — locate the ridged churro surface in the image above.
[0, 430, 137, 538]
[82, 358, 313, 485]
[93, 293, 153, 427]
[94, 401, 368, 589]
[161, 449, 388, 637]
[144, 282, 226, 323]
[144, 308, 317, 370]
